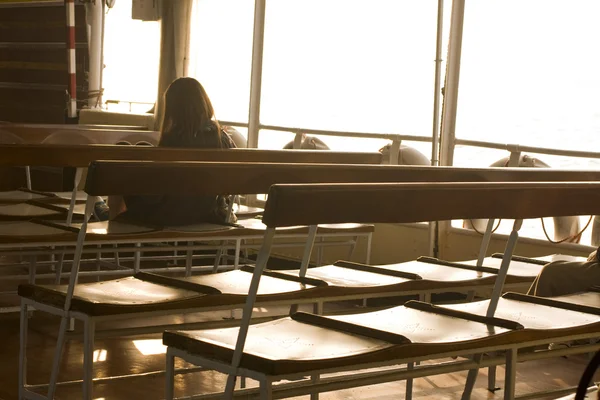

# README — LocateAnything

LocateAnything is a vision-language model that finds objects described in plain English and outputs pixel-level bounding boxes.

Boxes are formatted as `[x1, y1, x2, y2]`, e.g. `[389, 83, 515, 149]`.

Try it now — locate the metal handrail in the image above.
[220, 119, 600, 162]
[220, 120, 432, 143]
[455, 138, 600, 160]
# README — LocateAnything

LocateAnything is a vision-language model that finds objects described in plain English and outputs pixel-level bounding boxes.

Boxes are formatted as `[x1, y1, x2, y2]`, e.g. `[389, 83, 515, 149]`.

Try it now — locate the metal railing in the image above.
[219, 120, 432, 165]
[217, 121, 600, 251]
[221, 118, 600, 165]
[455, 138, 600, 160]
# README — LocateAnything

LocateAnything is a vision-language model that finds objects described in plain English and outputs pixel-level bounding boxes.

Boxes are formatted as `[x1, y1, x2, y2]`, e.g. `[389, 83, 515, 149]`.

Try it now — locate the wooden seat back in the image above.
[0, 127, 159, 145]
[0, 144, 383, 167]
[83, 160, 600, 198]
[261, 182, 600, 227]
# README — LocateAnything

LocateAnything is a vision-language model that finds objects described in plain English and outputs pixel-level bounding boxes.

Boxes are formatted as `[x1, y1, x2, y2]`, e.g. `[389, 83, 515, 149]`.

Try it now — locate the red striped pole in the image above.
[65, 0, 77, 120]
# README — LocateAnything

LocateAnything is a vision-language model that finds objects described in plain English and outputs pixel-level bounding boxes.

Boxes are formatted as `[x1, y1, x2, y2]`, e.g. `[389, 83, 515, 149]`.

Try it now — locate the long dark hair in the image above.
[158, 77, 222, 147]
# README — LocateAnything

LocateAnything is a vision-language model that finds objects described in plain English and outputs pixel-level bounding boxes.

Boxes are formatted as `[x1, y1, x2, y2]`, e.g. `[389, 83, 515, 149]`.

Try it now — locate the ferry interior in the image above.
[2, 0, 600, 399]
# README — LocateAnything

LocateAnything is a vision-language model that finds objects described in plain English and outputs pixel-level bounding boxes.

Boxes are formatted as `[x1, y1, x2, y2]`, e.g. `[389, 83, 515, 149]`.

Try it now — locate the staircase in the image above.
[0, 1, 88, 123]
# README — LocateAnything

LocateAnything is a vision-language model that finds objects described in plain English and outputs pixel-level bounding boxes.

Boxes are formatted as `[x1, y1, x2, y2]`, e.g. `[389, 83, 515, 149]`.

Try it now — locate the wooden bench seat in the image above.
[458, 253, 587, 278]
[443, 292, 600, 331]
[163, 301, 519, 376]
[164, 291, 600, 398]
[544, 290, 600, 314]
[0, 189, 53, 204]
[0, 201, 87, 221]
[159, 181, 600, 400]
[235, 218, 374, 234]
[0, 221, 76, 244]
[20, 166, 600, 400]
[0, 188, 89, 205]
[276, 259, 521, 296]
[280, 255, 557, 288]
[17, 267, 324, 316]
[15, 258, 507, 316]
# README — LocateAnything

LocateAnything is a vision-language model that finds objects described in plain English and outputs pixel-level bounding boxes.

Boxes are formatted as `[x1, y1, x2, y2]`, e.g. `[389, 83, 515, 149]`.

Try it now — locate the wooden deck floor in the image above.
[2, 310, 598, 400]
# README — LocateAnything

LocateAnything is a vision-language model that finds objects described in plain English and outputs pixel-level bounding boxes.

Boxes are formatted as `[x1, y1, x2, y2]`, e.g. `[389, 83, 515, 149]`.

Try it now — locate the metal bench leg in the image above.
[134, 243, 141, 273]
[316, 236, 323, 267]
[54, 251, 65, 284]
[47, 317, 70, 398]
[18, 301, 28, 399]
[234, 239, 241, 269]
[311, 374, 320, 400]
[365, 233, 373, 264]
[83, 319, 96, 400]
[165, 348, 175, 400]
[260, 377, 273, 400]
[213, 241, 226, 273]
[95, 245, 101, 281]
[461, 354, 483, 400]
[488, 364, 499, 392]
[504, 348, 517, 400]
[406, 362, 414, 400]
[466, 290, 476, 302]
[347, 235, 359, 261]
[186, 242, 194, 276]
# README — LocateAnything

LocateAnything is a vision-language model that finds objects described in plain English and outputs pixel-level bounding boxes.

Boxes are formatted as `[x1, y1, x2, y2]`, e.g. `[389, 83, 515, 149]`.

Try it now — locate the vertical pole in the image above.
[436, 0, 466, 260]
[439, 0, 466, 167]
[427, 0, 445, 259]
[65, 0, 78, 121]
[85, 0, 103, 108]
[247, 0, 267, 148]
[431, 0, 444, 168]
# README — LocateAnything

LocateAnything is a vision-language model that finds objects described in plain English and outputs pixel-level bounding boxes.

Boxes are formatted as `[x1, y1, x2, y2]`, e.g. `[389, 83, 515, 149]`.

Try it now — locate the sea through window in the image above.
[451, 0, 600, 245]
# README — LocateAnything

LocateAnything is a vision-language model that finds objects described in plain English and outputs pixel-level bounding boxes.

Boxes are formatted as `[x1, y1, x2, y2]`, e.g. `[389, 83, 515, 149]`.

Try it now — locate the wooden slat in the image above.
[262, 182, 600, 227]
[83, 160, 600, 196]
[0, 144, 382, 166]
[0, 128, 158, 145]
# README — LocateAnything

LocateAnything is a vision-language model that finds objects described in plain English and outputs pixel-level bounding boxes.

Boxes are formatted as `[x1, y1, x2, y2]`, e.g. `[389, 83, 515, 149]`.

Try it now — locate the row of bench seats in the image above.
[158, 180, 600, 400]
[3, 126, 593, 398]
[15, 158, 600, 400]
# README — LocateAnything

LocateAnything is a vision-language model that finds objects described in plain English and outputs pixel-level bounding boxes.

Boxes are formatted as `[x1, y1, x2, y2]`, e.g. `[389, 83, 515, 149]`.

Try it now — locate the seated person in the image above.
[108, 77, 236, 226]
[527, 247, 600, 297]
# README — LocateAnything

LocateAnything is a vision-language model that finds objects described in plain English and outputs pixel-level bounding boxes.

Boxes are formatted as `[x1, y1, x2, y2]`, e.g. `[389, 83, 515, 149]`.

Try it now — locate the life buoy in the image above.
[590, 216, 600, 246]
[379, 143, 430, 165]
[283, 135, 330, 150]
[222, 126, 247, 148]
[463, 154, 581, 243]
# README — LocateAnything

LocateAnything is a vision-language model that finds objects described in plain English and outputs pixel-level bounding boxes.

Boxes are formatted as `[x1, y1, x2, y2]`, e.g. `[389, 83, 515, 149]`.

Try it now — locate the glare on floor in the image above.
[132, 339, 167, 356]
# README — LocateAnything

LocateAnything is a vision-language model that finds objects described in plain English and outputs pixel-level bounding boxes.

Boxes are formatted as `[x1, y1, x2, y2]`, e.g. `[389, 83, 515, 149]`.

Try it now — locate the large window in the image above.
[258, 0, 444, 155]
[452, 1, 600, 244]
[454, 0, 600, 169]
[102, 0, 160, 113]
[189, 0, 255, 140]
